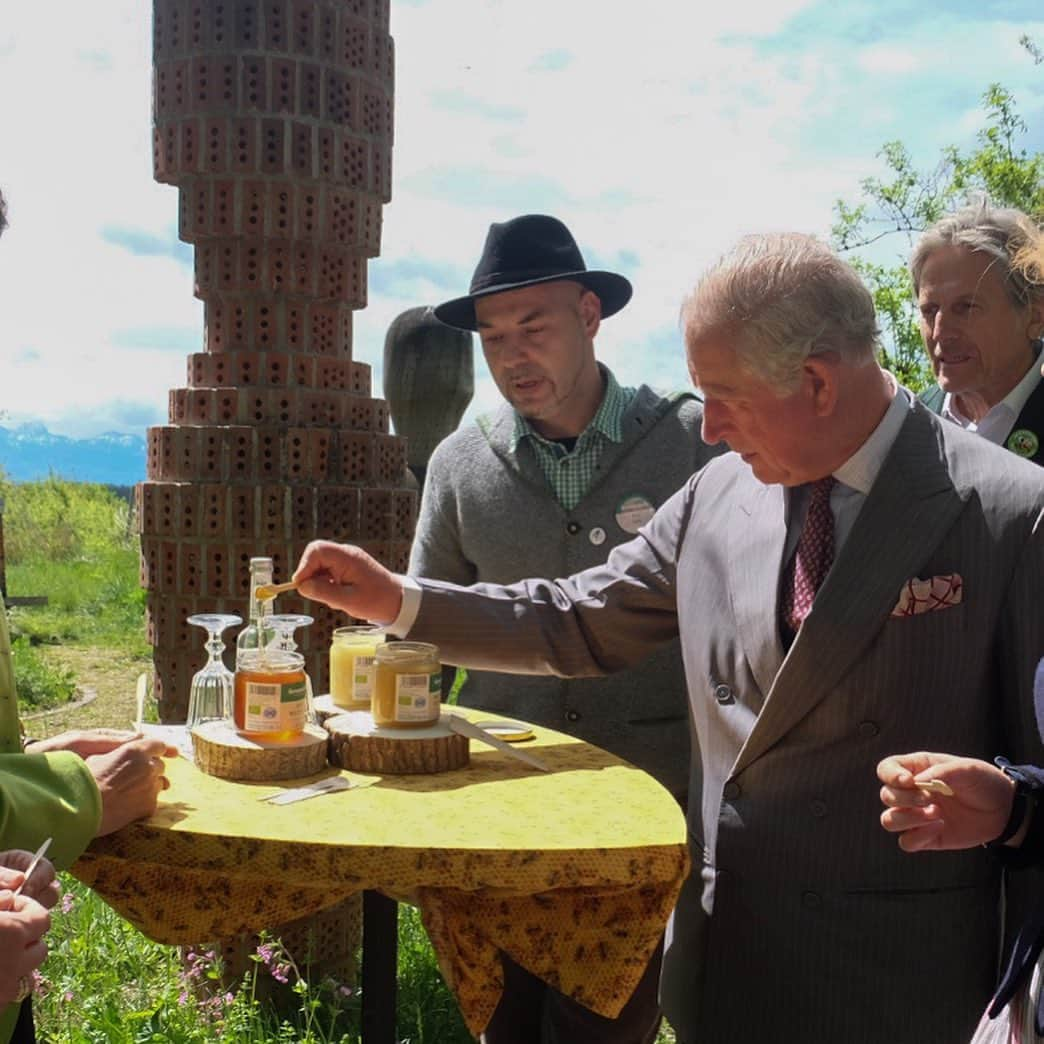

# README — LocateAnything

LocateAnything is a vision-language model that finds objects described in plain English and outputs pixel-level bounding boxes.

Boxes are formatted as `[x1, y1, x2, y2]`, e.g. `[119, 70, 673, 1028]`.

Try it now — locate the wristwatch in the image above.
[986, 757, 1037, 848]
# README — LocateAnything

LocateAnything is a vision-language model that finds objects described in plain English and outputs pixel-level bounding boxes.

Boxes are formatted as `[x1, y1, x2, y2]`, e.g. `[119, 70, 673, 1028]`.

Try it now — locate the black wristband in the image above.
[985, 758, 1035, 849]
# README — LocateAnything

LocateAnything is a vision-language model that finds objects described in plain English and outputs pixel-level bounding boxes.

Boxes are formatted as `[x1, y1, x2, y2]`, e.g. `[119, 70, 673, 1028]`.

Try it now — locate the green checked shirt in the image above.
[510, 366, 636, 510]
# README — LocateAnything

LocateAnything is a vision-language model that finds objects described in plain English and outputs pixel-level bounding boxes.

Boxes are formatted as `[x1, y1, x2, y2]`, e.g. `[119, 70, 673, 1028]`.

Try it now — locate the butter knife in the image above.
[446, 714, 550, 772]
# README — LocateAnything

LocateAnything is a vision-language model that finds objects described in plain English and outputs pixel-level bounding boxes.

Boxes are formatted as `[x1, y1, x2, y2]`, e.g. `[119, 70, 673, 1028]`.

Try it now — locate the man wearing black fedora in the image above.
[409, 213, 721, 1043]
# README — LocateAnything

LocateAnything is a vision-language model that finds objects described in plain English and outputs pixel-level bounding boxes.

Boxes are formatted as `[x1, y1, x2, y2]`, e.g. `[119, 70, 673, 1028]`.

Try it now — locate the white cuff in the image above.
[381, 576, 421, 636]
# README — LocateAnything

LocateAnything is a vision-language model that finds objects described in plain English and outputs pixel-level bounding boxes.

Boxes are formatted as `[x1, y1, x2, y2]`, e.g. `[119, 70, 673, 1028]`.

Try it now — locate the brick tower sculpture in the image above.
[139, 0, 413, 721]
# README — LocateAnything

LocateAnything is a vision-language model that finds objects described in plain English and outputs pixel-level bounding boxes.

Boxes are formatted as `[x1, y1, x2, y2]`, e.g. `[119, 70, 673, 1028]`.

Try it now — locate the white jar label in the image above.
[351, 655, 376, 703]
[394, 672, 442, 721]
[244, 679, 308, 732]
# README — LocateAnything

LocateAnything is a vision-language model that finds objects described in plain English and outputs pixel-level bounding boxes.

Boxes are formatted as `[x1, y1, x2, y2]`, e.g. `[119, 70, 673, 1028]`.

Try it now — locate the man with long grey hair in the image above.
[292, 231, 1044, 1043]
[912, 199, 1044, 462]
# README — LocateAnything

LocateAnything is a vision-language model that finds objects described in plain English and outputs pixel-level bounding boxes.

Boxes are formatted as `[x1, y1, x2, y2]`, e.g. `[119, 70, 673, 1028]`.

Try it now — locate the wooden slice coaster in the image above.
[312, 693, 364, 724]
[325, 711, 470, 775]
[192, 720, 329, 781]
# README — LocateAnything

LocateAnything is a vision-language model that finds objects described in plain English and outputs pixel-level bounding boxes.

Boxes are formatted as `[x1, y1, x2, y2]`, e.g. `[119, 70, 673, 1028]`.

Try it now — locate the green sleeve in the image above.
[0, 595, 102, 866]
[0, 752, 102, 869]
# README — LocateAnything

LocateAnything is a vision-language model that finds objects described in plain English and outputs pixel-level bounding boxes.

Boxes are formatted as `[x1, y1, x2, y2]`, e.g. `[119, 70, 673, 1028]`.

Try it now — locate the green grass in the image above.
[9, 635, 76, 711]
[3, 476, 148, 711]
[36, 878, 363, 1043]
[7, 547, 148, 655]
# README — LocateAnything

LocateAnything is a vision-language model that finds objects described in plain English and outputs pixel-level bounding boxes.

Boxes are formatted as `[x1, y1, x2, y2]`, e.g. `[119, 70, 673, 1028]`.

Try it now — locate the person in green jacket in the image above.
[0, 193, 177, 1042]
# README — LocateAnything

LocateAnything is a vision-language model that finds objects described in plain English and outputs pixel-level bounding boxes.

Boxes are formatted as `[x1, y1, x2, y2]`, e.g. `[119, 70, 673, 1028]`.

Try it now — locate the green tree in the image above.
[831, 83, 1044, 391]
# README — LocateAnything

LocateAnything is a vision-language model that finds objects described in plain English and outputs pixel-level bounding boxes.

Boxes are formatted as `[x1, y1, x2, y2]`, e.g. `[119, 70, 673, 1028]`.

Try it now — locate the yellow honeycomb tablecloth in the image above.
[72, 712, 689, 1034]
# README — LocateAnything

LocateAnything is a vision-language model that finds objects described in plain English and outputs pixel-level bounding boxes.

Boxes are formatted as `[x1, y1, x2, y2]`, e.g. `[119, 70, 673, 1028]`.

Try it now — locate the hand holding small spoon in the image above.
[254, 580, 300, 601]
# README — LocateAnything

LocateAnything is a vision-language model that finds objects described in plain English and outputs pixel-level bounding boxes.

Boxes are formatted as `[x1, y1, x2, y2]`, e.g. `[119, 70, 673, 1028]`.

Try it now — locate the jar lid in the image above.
[332, 625, 386, 642]
[474, 719, 534, 742]
[375, 641, 439, 663]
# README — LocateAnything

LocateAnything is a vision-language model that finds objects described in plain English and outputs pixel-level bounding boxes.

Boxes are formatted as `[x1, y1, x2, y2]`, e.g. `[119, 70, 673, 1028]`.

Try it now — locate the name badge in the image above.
[615, 494, 656, 534]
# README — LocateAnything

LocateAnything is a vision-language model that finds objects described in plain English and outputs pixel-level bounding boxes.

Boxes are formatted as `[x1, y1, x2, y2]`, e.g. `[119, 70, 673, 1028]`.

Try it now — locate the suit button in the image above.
[716, 868, 732, 885]
[722, 780, 741, 801]
[566, 710, 580, 722]
[810, 799, 827, 818]
[802, 891, 822, 909]
[857, 721, 879, 738]
[566, 521, 581, 535]
[714, 683, 734, 705]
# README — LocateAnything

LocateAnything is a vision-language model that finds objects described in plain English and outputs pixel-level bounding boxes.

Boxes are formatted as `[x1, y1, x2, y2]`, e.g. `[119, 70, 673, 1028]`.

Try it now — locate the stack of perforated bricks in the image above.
[139, 0, 415, 721]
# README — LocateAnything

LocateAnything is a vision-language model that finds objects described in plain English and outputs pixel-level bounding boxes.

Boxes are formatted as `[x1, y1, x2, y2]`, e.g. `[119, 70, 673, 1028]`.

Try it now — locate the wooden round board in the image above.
[313, 692, 365, 723]
[192, 719, 329, 782]
[325, 710, 469, 775]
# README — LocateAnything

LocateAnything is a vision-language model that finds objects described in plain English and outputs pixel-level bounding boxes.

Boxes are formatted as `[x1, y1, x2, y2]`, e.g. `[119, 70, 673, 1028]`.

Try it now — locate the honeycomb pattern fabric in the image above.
[72, 714, 688, 1034]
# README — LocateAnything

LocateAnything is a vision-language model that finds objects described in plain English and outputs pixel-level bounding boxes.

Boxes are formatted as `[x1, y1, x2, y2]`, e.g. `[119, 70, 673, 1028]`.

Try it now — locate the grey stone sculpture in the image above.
[383, 306, 474, 486]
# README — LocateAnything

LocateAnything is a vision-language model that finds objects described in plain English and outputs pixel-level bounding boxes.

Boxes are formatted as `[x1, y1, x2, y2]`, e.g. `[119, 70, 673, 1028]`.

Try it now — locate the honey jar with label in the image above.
[234, 648, 309, 742]
[372, 641, 442, 728]
[330, 626, 386, 709]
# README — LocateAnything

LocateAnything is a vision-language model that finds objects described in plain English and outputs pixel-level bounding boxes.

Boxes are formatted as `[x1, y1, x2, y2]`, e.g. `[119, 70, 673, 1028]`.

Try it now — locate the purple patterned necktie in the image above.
[781, 476, 836, 637]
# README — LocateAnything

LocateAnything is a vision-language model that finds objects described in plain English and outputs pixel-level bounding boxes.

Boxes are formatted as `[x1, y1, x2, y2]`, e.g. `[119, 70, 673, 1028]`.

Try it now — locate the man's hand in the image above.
[293, 540, 405, 624]
[877, 752, 1016, 852]
[0, 892, 50, 1005]
[87, 736, 178, 837]
[0, 851, 58, 910]
[25, 728, 138, 759]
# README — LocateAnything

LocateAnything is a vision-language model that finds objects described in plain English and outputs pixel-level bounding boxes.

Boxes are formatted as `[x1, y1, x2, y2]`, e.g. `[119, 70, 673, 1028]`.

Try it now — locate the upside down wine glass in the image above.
[268, 614, 317, 725]
[186, 613, 242, 729]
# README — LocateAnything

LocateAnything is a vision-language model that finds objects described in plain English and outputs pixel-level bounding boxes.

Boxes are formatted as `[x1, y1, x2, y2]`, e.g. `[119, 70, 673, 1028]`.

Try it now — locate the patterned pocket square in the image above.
[891, 574, 963, 617]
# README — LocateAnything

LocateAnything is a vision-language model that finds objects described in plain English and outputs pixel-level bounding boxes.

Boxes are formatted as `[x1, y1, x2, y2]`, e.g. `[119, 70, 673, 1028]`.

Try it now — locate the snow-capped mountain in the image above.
[0, 424, 146, 484]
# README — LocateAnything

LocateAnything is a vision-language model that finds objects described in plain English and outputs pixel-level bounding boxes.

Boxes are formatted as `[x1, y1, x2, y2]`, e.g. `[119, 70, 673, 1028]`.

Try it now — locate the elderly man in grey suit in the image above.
[293, 232, 1044, 1044]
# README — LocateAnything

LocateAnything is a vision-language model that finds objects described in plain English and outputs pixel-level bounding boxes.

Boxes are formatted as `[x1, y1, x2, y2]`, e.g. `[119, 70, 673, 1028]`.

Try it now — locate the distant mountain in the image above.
[0, 423, 146, 485]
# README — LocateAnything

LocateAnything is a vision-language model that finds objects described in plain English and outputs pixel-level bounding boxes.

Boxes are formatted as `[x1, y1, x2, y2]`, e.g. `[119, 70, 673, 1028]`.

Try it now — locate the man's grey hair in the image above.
[680, 233, 880, 393]
[0, 189, 7, 239]
[910, 199, 1043, 310]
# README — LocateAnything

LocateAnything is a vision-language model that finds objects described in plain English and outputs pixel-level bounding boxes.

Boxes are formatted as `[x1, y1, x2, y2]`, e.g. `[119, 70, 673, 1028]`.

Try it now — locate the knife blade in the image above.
[446, 714, 550, 772]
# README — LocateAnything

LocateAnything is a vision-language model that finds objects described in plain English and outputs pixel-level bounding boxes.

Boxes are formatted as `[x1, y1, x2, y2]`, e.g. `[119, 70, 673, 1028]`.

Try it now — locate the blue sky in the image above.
[0, 0, 1041, 438]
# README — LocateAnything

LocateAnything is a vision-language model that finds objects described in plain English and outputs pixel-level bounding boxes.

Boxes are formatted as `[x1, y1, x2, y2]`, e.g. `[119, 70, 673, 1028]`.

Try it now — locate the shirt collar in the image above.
[832, 370, 910, 496]
[510, 364, 627, 452]
[941, 355, 1042, 438]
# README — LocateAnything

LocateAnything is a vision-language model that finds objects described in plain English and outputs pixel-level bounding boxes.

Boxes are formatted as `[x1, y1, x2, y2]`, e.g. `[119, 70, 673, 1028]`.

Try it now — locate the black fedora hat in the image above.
[433, 214, 633, 331]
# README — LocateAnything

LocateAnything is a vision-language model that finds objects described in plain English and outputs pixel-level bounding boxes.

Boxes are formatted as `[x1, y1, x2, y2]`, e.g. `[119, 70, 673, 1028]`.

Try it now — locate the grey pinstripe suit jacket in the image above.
[409, 401, 1044, 1044]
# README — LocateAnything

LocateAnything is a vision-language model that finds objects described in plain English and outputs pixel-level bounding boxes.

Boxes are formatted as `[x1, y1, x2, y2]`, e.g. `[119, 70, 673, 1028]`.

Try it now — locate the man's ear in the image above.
[580, 289, 602, 339]
[803, 353, 841, 417]
[1025, 297, 1044, 344]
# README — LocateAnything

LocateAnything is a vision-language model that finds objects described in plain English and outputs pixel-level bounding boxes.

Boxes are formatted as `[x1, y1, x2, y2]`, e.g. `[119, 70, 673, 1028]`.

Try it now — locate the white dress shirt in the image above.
[941, 356, 1042, 447]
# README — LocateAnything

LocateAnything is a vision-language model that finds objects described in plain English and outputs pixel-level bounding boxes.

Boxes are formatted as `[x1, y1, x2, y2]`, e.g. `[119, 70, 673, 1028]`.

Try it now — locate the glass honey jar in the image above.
[234, 648, 309, 742]
[330, 626, 386, 710]
[372, 641, 442, 729]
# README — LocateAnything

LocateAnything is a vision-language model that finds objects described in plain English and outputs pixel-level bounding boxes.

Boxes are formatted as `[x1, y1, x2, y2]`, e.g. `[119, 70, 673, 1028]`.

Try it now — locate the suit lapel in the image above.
[733, 405, 966, 775]
[727, 480, 787, 703]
